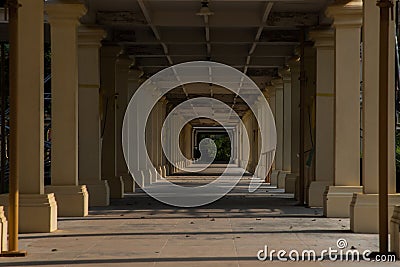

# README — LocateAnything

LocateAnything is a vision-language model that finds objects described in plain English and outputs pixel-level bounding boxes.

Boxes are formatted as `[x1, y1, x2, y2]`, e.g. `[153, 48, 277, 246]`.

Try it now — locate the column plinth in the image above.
[0, 194, 57, 233]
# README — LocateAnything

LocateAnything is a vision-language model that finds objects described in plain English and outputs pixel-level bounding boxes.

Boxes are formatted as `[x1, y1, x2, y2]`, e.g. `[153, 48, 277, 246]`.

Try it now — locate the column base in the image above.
[162, 165, 167, 177]
[105, 176, 124, 198]
[308, 181, 332, 207]
[83, 180, 110, 207]
[270, 170, 280, 186]
[0, 193, 57, 233]
[350, 193, 400, 233]
[323, 186, 363, 217]
[0, 206, 6, 251]
[151, 169, 157, 183]
[390, 205, 400, 255]
[141, 170, 151, 187]
[285, 174, 297, 193]
[45, 185, 88, 217]
[277, 171, 288, 189]
[121, 174, 135, 193]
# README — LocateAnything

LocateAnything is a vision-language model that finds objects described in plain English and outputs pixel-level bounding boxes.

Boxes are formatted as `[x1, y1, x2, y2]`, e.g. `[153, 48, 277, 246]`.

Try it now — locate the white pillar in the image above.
[271, 79, 284, 171]
[115, 53, 132, 192]
[159, 98, 168, 176]
[126, 67, 142, 188]
[324, 0, 363, 217]
[100, 45, 125, 198]
[280, 69, 292, 173]
[77, 26, 110, 207]
[266, 85, 279, 185]
[271, 78, 286, 189]
[308, 30, 335, 207]
[0, 0, 57, 233]
[351, 0, 400, 233]
[45, 1, 89, 217]
[289, 59, 300, 176]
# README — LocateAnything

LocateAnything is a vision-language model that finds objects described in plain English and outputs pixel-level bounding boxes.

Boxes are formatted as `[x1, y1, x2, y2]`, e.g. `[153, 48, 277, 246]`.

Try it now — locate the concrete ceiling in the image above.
[82, 0, 333, 124]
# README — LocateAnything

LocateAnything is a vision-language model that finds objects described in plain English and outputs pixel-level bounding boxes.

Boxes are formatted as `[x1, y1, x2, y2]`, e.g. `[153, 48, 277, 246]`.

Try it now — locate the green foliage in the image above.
[213, 135, 231, 162]
[197, 133, 231, 162]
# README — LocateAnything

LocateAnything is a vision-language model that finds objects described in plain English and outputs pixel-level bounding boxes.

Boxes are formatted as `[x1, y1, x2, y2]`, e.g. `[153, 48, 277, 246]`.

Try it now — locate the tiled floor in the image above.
[0, 165, 394, 266]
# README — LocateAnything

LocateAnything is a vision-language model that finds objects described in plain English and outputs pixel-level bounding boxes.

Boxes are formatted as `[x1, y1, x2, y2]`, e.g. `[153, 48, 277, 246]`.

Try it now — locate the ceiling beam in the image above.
[244, 1, 274, 74]
[137, 0, 173, 64]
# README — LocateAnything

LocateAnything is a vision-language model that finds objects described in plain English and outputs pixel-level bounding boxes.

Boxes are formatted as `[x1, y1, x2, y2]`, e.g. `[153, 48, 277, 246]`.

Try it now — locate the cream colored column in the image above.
[77, 26, 110, 207]
[282, 59, 300, 193]
[281, 69, 295, 192]
[289, 59, 300, 175]
[100, 45, 125, 197]
[324, 0, 363, 217]
[150, 101, 158, 182]
[0, 0, 57, 232]
[45, 1, 88, 217]
[160, 98, 168, 177]
[115, 53, 133, 192]
[351, 0, 400, 233]
[308, 30, 335, 207]
[266, 85, 279, 185]
[280, 69, 292, 173]
[126, 67, 142, 187]
[271, 79, 283, 171]
[145, 102, 154, 181]
[271, 78, 285, 188]
[155, 101, 164, 178]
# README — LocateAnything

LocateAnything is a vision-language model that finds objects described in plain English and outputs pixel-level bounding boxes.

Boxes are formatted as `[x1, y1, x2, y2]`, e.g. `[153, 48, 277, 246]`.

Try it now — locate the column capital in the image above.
[128, 65, 144, 81]
[78, 26, 106, 48]
[325, 0, 362, 28]
[262, 90, 274, 102]
[270, 78, 283, 89]
[116, 53, 133, 69]
[309, 29, 334, 48]
[45, 1, 86, 25]
[278, 68, 291, 82]
[101, 45, 122, 59]
[287, 56, 300, 72]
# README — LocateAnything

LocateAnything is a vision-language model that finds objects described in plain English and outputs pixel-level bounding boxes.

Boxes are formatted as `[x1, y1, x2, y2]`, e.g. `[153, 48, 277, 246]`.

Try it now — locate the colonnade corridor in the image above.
[0, 162, 380, 266]
[1, 0, 400, 265]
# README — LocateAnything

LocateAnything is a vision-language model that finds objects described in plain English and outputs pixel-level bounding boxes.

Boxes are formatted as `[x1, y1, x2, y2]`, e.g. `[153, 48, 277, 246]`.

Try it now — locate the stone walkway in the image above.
[0, 165, 394, 266]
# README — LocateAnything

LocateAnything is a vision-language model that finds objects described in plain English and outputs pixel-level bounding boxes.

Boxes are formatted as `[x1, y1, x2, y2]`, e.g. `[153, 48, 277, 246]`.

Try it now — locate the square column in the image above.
[0, 0, 57, 232]
[324, 0, 363, 217]
[279, 69, 292, 173]
[289, 59, 300, 176]
[115, 53, 133, 192]
[308, 30, 335, 207]
[271, 78, 285, 188]
[160, 98, 168, 176]
[100, 45, 125, 198]
[350, 0, 400, 233]
[126, 67, 143, 190]
[45, 1, 88, 217]
[271, 79, 284, 171]
[265, 85, 277, 182]
[77, 26, 110, 207]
